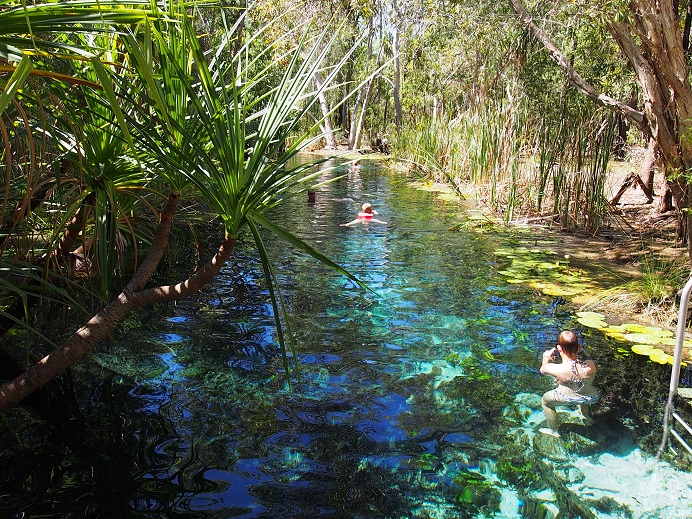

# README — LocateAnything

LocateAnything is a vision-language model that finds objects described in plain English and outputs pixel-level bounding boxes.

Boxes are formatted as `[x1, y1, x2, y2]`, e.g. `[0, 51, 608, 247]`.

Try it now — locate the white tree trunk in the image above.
[314, 71, 337, 149]
[392, 0, 403, 127]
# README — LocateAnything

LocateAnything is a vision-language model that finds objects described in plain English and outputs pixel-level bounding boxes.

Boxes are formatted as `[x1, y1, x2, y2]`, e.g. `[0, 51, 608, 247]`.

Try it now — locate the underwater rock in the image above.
[586, 495, 633, 516]
[553, 465, 586, 484]
[562, 430, 599, 456]
[533, 432, 570, 461]
[520, 497, 561, 519]
[515, 392, 542, 409]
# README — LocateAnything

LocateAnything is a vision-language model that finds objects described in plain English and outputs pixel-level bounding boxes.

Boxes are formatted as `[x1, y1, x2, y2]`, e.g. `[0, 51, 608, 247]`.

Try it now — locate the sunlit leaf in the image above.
[623, 333, 664, 345]
[631, 344, 655, 355]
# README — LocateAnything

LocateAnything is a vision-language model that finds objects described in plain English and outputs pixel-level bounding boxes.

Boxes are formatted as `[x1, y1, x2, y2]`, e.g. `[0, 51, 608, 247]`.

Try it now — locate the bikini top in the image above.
[561, 359, 595, 392]
[358, 212, 373, 219]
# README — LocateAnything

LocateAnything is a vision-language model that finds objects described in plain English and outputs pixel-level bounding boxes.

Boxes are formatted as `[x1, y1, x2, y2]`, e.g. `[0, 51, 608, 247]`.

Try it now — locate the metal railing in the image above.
[657, 276, 692, 460]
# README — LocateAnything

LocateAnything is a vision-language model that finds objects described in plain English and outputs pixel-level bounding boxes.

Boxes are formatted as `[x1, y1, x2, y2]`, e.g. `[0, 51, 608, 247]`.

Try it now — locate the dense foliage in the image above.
[2, 0, 692, 412]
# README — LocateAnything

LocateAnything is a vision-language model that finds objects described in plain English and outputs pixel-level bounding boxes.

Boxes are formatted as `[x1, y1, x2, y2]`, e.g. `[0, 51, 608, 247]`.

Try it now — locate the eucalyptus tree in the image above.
[509, 0, 692, 257]
[0, 4, 362, 410]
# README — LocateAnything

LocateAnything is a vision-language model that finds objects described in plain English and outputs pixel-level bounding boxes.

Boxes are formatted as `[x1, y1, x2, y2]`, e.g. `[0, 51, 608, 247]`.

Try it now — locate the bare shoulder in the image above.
[583, 359, 597, 374]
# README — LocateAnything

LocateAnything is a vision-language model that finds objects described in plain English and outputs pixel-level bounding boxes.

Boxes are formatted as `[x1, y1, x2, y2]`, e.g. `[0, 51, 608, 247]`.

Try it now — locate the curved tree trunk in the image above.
[0, 193, 241, 411]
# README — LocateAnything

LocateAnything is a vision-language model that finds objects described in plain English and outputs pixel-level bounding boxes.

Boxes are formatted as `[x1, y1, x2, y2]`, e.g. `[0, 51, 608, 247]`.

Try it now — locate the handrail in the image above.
[657, 276, 692, 460]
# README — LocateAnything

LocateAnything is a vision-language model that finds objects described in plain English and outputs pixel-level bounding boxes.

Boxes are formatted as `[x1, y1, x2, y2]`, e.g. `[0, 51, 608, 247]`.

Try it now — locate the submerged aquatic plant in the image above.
[496, 458, 538, 489]
[452, 471, 501, 516]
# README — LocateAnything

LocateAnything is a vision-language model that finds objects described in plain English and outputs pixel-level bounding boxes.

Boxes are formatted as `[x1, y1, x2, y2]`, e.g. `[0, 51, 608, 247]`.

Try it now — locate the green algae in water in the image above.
[453, 471, 501, 515]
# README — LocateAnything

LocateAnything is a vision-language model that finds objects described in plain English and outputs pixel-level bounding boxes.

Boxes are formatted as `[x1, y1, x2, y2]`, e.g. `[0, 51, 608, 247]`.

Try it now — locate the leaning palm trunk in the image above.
[0, 193, 178, 410]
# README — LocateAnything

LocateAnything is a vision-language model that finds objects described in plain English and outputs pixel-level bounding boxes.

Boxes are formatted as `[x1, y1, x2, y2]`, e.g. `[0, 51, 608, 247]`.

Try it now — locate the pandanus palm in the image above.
[0, 1, 164, 352]
[0, 6, 363, 410]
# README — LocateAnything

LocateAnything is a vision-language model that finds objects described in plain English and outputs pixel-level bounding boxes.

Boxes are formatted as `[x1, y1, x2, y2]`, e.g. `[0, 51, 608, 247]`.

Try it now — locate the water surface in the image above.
[2, 157, 689, 518]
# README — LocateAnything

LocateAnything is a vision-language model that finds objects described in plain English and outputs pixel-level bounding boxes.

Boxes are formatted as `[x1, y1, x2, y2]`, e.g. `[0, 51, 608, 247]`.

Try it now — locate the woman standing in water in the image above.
[539, 330, 599, 437]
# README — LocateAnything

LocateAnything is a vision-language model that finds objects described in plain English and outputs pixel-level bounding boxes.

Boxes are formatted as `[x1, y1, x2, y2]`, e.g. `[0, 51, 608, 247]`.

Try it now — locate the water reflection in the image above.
[1, 157, 689, 518]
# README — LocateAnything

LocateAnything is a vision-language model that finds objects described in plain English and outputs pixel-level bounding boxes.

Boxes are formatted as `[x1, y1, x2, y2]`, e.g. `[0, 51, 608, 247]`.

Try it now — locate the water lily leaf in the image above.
[529, 281, 574, 294]
[604, 325, 628, 333]
[648, 351, 672, 364]
[576, 313, 608, 329]
[437, 192, 460, 202]
[498, 270, 525, 278]
[622, 325, 673, 338]
[576, 311, 606, 319]
[621, 323, 666, 334]
[534, 262, 557, 269]
[631, 344, 656, 355]
[623, 333, 663, 345]
[657, 337, 677, 346]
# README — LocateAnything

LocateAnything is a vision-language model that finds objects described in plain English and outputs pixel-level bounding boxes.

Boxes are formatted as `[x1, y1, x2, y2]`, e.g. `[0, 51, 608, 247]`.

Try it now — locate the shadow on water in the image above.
[1, 156, 689, 518]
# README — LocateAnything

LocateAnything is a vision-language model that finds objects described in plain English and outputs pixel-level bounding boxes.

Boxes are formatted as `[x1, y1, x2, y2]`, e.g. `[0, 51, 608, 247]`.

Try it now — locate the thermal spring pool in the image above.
[2, 158, 692, 518]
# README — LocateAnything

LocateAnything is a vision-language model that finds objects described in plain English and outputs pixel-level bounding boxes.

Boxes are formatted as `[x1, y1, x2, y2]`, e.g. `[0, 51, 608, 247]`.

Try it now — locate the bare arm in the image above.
[340, 219, 361, 227]
[540, 348, 560, 376]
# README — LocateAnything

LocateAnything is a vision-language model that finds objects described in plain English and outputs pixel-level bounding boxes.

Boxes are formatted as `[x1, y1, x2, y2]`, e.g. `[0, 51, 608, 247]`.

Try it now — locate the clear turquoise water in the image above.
[1, 158, 685, 518]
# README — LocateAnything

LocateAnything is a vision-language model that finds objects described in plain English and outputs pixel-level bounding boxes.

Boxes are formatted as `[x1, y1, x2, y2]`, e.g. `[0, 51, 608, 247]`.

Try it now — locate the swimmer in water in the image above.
[340, 203, 387, 226]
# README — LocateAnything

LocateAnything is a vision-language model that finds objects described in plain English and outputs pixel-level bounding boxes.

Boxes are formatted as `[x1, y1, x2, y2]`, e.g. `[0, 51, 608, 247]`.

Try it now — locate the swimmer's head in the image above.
[362, 203, 372, 213]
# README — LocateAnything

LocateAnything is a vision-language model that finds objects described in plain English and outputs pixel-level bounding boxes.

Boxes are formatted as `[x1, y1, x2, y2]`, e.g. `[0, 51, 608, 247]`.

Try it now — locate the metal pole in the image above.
[657, 276, 692, 460]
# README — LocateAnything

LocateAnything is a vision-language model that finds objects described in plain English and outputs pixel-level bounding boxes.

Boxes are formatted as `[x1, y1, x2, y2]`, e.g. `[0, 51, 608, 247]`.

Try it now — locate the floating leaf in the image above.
[621, 323, 672, 336]
[543, 286, 579, 297]
[437, 192, 460, 202]
[631, 344, 656, 355]
[576, 311, 606, 319]
[576, 314, 608, 329]
[498, 270, 524, 277]
[537, 262, 558, 270]
[623, 333, 662, 345]
[622, 325, 673, 337]
[604, 325, 628, 334]
[649, 351, 672, 364]
[655, 337, 692, 348]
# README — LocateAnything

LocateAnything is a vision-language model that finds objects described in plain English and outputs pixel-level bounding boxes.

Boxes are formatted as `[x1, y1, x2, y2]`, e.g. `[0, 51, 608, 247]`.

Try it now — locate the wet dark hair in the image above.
[557, 330, 579, 354]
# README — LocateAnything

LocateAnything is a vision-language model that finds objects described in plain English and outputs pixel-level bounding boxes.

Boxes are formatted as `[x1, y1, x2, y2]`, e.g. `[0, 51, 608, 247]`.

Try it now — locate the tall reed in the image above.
[393, 98, 614, 233]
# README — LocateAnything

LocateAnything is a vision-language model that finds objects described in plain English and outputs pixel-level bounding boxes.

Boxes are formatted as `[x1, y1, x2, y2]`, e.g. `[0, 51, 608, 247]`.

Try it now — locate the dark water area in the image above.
[0, 157, 684, 518]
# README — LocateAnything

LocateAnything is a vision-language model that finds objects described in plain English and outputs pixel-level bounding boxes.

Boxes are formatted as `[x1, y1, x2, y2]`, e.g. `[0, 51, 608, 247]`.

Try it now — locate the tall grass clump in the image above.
[532, 109, 615, 233]
[393, 96, 527, 214]
[393, 95, 615, 234]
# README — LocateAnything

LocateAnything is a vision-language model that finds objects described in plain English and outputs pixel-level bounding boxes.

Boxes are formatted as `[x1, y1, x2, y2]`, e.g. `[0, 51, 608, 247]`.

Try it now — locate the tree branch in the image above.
[0, 192, 201, 412]
[508, 0, 645, 129]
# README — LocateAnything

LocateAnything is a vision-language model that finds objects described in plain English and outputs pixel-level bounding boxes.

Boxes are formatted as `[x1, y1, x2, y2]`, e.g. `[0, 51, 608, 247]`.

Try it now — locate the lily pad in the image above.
[497, 270, 525, 278]
[437, 192, 461, 202]
[575, 311, 606, 319]
[621, 323, 672, 336]
[576, 313, 608, 329]
[604, 324, 628, 333]
[623, 333, 663, 345]
[542, 286, 579, 297]
[649, 351, 673, 364]
[631, 344, 656, 355]
[657, 336, 692, 349]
